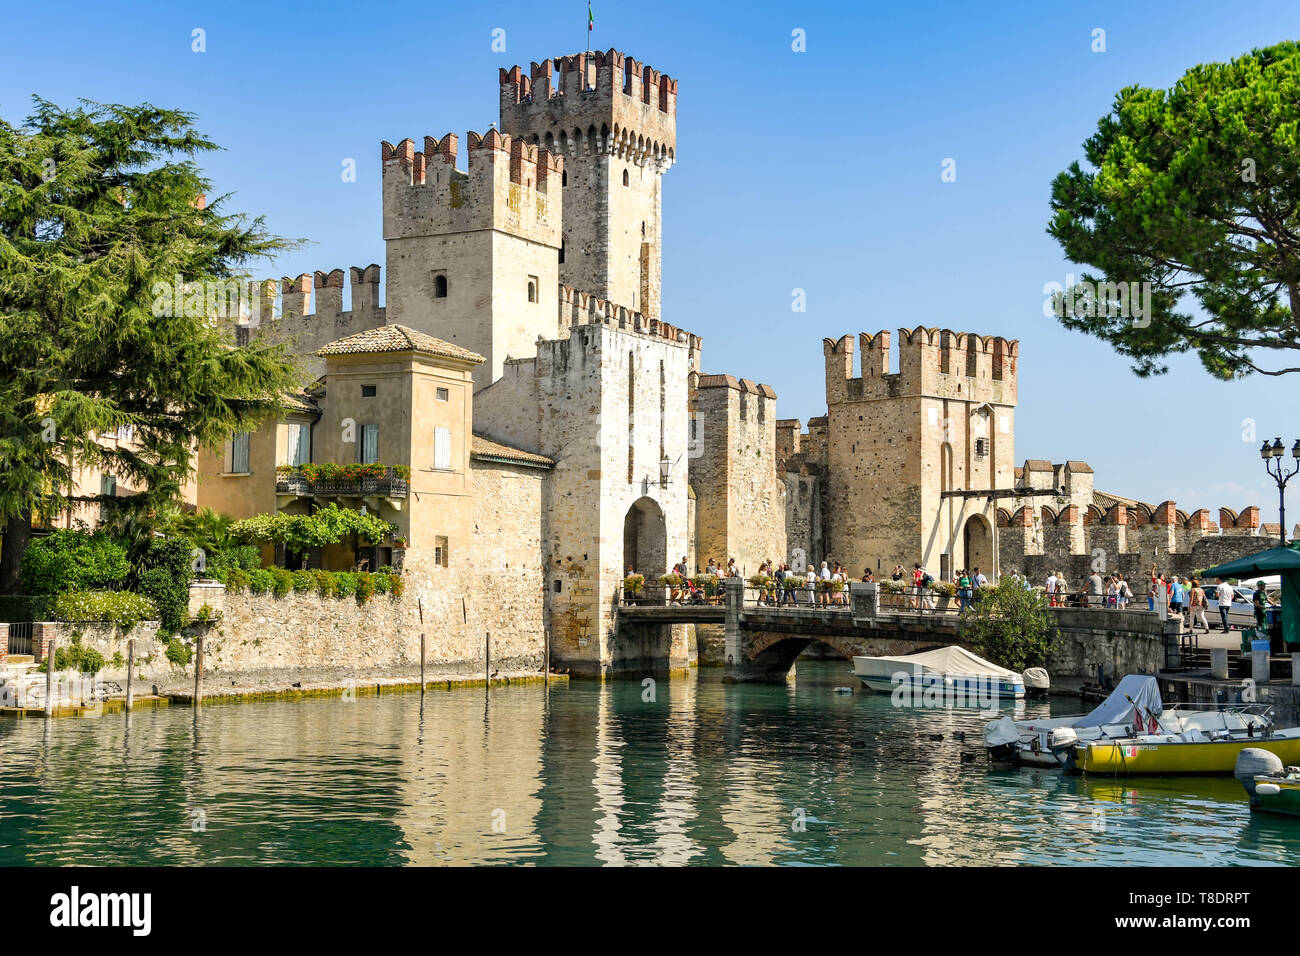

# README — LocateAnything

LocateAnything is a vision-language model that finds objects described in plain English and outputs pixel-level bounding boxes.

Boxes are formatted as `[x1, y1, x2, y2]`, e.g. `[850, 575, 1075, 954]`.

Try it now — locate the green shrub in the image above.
[389, 574, 405, 598]
[355, 572, 376, 603]
[334, 572, 358, 599]
[51, 590, 158, 631]
[224, 568, 250, 593]
[247, 569, 274, 594]
[164, 636, 192, 668]
[110, 651, 125, 670]
[372, 572, 391, 595]
[206, 544, 261, 576]
[134, 538, 195, 634]
[290, 570, 315, 593]
[20, 529, 130, 595]
[659, 574, 683, 588]
[45, 638, 107, 675]
[0, 594, 53, 622]
[312, 570, 337, 597]
[270, 567, 293, 597]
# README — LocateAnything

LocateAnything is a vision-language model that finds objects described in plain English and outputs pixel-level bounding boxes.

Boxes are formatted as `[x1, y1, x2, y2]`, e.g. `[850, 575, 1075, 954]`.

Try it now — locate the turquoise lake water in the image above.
[1, 661, 1298, 866]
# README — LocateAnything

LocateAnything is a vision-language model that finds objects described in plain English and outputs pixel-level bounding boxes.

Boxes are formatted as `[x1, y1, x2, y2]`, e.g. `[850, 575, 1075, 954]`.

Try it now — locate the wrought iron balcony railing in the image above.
[275, 465, 409, 498]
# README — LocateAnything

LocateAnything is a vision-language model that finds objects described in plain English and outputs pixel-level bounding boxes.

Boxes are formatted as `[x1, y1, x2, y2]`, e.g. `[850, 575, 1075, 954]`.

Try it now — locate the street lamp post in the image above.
[1260, 437, 1300, 546]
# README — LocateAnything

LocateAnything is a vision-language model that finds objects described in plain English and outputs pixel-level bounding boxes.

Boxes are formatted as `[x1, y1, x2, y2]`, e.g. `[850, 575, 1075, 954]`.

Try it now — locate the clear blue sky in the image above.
[5, 0, 1299, 523]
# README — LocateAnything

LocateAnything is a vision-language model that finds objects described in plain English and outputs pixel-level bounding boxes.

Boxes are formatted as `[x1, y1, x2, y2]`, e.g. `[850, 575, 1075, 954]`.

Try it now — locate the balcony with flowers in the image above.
[275, 462, 411, 505]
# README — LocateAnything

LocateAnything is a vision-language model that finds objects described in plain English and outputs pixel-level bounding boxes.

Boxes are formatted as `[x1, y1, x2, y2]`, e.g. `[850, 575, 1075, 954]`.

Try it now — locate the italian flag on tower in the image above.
[589, 3, 594, 35]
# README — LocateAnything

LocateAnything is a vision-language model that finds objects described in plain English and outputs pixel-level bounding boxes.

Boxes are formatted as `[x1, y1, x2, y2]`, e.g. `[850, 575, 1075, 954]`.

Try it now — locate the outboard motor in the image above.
[1235, 748, 1284, 805]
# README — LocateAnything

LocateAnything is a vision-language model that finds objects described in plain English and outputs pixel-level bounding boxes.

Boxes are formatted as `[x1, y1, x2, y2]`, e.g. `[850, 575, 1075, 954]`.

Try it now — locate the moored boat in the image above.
[853, 645, 1025, 701]
[1072, 724, 1300, 775]
[1235, 748, 1300, 817]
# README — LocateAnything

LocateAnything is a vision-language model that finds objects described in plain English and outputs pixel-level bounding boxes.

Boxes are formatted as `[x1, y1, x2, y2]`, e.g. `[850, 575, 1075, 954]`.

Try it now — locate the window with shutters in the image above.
[359, 425, 379, 464]
[287, 423, 310, 466]
[226, 432, 250, 474]
[99, 474, 116, 520]
[434, 427, 451, 470]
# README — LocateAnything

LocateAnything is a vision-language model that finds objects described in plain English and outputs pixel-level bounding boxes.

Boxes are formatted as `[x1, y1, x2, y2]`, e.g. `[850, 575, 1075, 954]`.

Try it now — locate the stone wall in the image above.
[1046, 607, 1168, 679]
[59, 572, 544, 693]
[1010, 534, 1278, 590]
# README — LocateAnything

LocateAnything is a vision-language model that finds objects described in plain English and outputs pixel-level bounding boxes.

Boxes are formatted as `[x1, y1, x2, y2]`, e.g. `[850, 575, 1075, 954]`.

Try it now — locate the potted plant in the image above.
[933, 580, 957, 610]
[391, 535, 408, 550]
[623, 573, 646, 604]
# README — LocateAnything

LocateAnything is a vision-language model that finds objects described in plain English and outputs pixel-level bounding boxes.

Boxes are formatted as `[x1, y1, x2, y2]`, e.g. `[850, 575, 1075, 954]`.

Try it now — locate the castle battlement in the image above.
[557, 284, 700, 363]
[240, 266, 385, 367]
[381, 131, 562, 246]
[499, 49, 677, 165]
[823, 327, 1019, 405]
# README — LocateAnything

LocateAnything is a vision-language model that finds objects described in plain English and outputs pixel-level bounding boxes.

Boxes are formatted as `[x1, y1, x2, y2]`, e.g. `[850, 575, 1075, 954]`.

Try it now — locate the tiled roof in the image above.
[316, 325, 485, 364]
[694, 373, 777, 398]
[470, 433, 553, 469]
[281, 391, 320, 414]
[1023, 459, 1054, 471]
[1093, 490, 1148, 511]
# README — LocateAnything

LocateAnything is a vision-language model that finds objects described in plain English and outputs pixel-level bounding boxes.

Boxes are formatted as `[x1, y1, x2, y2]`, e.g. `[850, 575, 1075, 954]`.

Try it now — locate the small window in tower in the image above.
[974, 438, 989, 459]
[436, 387, 449, 402]
[361, 384, 376, 398]
[623, 169, 629, 186]
[562, 170, 567, 187]
[559, 238, 566, 264]
[641, 221, 646, 237]
[527, 277, 538, 302]
[434, 274, 448, 298]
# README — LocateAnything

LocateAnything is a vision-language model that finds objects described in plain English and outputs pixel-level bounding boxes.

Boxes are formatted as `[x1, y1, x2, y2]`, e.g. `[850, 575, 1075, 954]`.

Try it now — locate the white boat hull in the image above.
[853, 656, 1025, 701]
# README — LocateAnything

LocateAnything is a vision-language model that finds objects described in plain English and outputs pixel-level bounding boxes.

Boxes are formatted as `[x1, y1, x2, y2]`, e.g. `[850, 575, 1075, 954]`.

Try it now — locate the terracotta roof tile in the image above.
[470, 433, 553, 469]
[317, 325, 485, 364]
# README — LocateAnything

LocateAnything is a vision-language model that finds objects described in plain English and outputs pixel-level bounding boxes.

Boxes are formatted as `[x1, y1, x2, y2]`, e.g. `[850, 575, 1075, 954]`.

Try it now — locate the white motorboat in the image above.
[983, 674, 1273, 767]
[852, 645, 1025, 702]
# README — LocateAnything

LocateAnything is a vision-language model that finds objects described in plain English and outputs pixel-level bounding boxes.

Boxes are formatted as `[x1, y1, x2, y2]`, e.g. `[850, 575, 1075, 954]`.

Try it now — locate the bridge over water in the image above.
[615, 580, 968, 682]
[614, 580, 1177, 683]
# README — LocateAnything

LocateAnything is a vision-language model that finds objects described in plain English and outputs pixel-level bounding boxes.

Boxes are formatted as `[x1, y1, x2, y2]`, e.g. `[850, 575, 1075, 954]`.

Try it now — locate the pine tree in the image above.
[0, 98, 303, 589]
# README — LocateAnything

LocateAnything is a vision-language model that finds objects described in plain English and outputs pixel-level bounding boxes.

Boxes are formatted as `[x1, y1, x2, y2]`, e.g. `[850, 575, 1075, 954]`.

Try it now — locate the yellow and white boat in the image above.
[1073, 726, 1300, 775]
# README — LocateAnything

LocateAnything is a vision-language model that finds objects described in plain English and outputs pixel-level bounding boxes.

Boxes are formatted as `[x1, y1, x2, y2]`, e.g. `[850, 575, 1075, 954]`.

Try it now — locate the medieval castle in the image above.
[172, 46, 1273, 675]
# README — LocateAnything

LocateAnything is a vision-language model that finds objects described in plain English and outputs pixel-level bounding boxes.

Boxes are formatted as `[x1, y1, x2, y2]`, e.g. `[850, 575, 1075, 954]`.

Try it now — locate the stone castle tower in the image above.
[499, 51, 676, 321]
[820, 327, 1018, 579]
[380, 131, 564, 390]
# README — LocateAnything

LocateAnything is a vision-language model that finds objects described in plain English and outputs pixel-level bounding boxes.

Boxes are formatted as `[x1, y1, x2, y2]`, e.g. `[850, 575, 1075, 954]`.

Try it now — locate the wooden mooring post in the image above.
[485, 631, 491, 686]
[193, 636, 204, 705]
[43, 638, 55, 717]
[125, 637, 135, 710]
[418, 598, 426, 693]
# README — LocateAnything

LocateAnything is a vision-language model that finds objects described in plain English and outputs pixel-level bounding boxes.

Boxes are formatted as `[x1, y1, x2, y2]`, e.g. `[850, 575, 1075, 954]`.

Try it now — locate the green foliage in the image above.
[206, 544, 261, 577]
[311, 569, 336, 597]
[109, 650, 124, 669]
[0, 99, 304, 551]
[1048, 42, 1300, 378]
[960, 580, 1059, 672]
[333, 572, 358, 599]
[0, 594, 52, 622]
[51, 590, 157, 631]
[659, 573, 683, 588]
[933, 581, 958, 597]
[247, 569, 274, 594]
[290, 570, 315, 593]
[224, 568, 250, 593]
[229, 503, 395, 556]
[355, 572, 375, 603]
[19, 529, 129, 595]
[44, 634, 107, 675]
[371, 572, 391, 595]
[623, 574, 646, 594]
[133, 537, 194, 634]
[164, 636, 192, 668]
[269, 566, 293, 597]
[389, 574, 404, 598]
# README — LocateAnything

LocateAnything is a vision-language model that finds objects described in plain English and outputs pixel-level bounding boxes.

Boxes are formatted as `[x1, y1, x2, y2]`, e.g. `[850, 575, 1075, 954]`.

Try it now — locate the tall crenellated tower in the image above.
[820, 327, 1019, 579]
[380, 130, 564, 390]
[499, 50, 677, 322]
